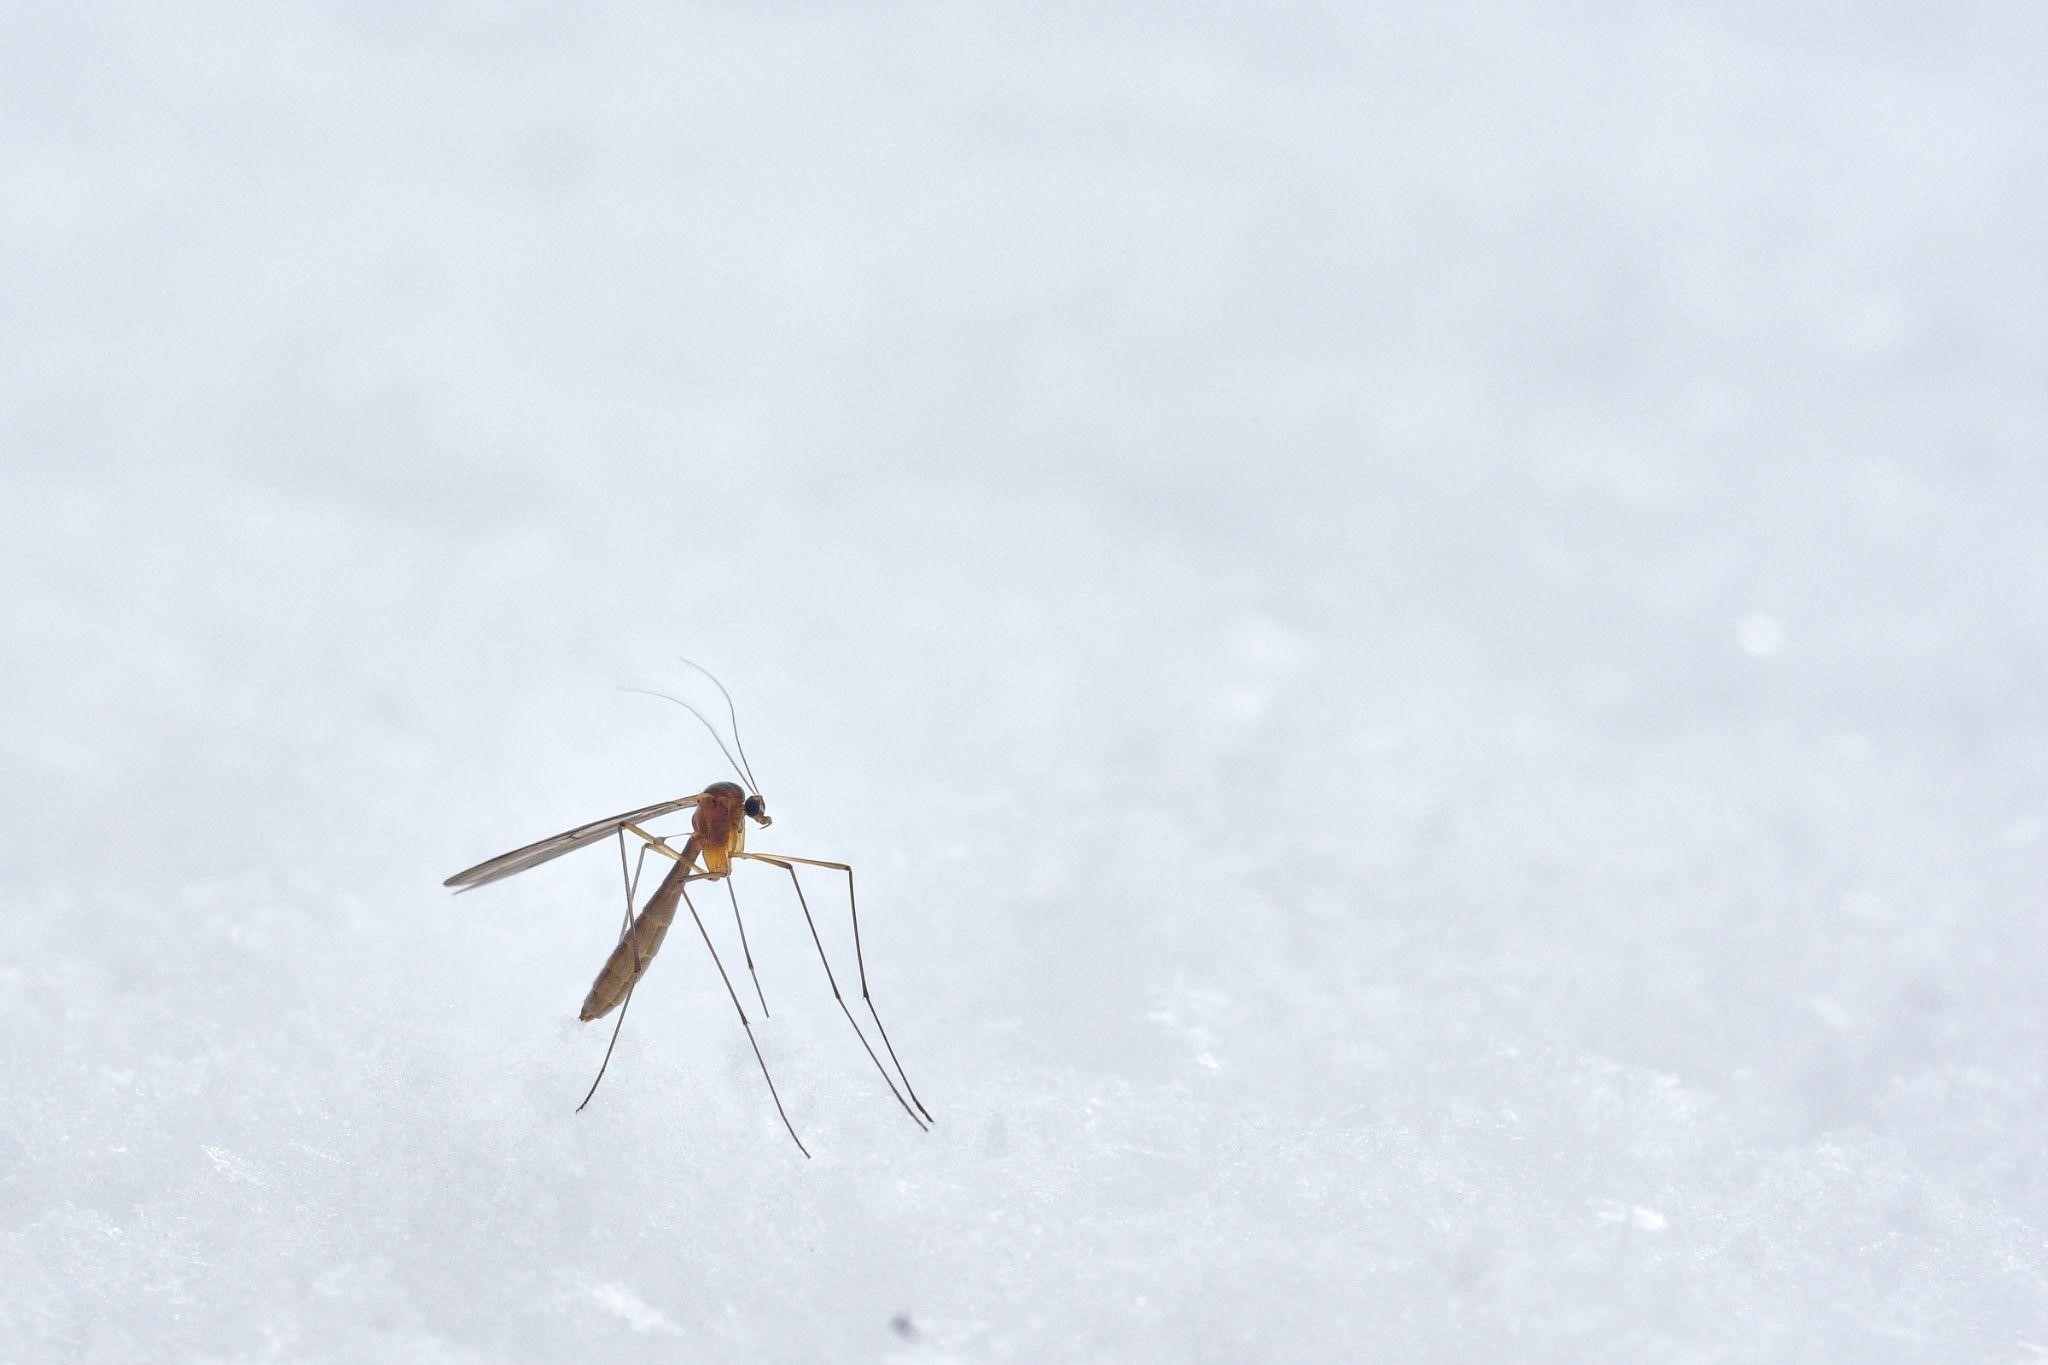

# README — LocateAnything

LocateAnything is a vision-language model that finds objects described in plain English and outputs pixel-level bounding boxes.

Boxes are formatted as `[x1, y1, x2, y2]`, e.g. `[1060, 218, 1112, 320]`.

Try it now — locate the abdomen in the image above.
[579, 855, 691, 1021]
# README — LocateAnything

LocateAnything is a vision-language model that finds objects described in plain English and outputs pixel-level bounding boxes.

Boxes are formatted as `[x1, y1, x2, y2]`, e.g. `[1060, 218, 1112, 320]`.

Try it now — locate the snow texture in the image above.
[4, 4, 2047, 1361]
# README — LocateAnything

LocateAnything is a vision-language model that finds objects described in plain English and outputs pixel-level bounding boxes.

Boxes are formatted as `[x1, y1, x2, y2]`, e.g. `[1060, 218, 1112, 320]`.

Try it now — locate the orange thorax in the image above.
[691, 787, 747, 875]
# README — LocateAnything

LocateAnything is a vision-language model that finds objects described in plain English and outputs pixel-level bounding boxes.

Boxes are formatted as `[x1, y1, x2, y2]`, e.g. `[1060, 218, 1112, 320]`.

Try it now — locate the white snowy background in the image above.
[4, 4, 2047, 1361]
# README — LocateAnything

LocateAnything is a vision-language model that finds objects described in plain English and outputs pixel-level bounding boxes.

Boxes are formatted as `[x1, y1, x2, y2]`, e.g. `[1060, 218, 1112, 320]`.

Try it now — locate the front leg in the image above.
[732, 851, 931, 1121]
[739, 852, 924, 1129]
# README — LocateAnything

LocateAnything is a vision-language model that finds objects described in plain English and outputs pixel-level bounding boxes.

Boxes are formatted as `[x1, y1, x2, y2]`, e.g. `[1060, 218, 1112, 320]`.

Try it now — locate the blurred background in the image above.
[4, 4, 2046, 1360]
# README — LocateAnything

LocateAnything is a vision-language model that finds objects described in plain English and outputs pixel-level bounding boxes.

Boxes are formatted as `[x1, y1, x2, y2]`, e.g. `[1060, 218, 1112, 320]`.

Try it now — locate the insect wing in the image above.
[444, 795, 701, 890]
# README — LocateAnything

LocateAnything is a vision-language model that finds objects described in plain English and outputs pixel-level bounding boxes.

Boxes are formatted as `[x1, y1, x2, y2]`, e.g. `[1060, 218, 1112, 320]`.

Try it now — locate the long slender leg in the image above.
[726, 877, 770, 1019]
[578, 832, 657, 1112]
[737, 852, 931, 1122]
[745, 856, 926, 1130]
[615, 831, 657, 936]
[677, 882, 809, 1158]
[577, 989, 636, 1113]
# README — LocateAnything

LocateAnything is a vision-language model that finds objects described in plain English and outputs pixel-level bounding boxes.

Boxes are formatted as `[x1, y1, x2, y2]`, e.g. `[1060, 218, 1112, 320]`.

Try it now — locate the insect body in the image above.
[577, 780, 758, 1022]
[443, 674, 928, 1157]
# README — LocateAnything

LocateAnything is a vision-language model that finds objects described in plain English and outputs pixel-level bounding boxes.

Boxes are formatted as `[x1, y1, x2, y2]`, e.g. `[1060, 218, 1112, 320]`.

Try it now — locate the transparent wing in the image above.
[444, 795, 701, 891]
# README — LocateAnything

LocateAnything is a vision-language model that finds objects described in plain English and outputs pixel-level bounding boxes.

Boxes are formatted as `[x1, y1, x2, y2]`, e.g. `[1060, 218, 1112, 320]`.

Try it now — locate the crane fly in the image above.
[442, 665, 930, 1157]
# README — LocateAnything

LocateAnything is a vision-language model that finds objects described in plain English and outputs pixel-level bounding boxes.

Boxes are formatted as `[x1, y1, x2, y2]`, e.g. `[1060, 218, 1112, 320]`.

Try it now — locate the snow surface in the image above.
[4, 4, 2048, 1361]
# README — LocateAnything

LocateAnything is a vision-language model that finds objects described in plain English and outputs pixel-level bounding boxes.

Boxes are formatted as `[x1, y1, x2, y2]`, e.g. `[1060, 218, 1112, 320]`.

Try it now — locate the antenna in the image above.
[620, 687, 750, 788]
[677, 658, 760, 793]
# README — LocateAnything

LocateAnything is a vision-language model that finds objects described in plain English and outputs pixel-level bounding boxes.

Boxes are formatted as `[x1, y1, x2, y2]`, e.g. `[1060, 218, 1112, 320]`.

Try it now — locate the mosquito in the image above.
[442, 663, 930, 1156]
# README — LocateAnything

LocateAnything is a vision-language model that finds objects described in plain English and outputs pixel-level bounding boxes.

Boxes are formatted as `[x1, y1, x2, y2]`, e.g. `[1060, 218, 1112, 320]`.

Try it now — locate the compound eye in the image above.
[743, 795, 766, 819]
